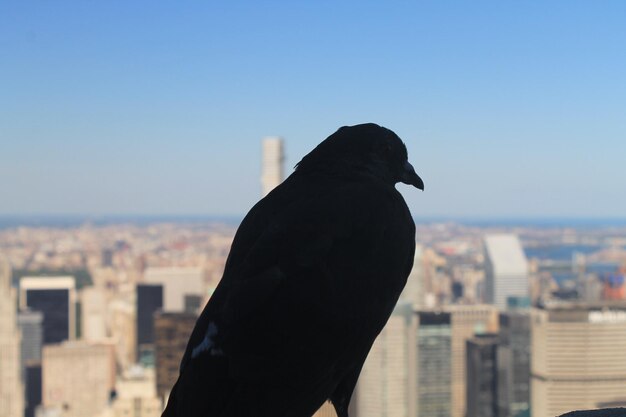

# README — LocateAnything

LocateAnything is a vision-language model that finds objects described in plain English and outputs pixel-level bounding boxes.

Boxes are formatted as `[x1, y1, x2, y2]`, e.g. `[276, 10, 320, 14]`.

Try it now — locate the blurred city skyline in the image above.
[2, 1, 625, 218]
[3, 217, 626, 416]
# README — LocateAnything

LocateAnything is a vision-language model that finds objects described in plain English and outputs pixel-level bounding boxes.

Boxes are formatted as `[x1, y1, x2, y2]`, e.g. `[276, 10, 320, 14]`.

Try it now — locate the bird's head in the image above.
[296, 123, 424, 190]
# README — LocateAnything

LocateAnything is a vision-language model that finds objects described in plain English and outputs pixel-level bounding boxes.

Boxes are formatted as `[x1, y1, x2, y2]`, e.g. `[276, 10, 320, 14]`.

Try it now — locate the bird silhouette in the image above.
[162, 123, 424, 417]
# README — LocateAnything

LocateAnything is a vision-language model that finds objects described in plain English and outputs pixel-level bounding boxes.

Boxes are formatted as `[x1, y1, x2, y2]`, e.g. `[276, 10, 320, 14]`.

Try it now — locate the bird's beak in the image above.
[401, 161, 424, 190]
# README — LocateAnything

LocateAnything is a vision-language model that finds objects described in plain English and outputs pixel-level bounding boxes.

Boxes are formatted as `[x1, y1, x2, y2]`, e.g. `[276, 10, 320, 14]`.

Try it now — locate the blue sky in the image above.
[1, 1, 625, 218]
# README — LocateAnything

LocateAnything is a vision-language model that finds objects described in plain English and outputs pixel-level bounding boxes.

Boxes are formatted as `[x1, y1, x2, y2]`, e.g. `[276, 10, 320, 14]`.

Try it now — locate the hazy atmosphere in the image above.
[2, 1, 625, 218]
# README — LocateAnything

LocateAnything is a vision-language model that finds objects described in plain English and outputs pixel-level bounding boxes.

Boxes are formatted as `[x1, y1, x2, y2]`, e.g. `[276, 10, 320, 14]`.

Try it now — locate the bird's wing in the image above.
[170, 175, 415, 416]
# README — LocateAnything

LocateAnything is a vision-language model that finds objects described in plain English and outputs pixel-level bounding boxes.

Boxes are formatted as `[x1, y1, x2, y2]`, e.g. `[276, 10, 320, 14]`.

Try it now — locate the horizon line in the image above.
[2, 213, 626, 227]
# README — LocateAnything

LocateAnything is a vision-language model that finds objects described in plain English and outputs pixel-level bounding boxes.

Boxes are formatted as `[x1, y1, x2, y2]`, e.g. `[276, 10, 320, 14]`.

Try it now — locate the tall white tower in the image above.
[484, 234, 529, 309]
[261, 137, 285, 197]
[0, 255, 24, 417]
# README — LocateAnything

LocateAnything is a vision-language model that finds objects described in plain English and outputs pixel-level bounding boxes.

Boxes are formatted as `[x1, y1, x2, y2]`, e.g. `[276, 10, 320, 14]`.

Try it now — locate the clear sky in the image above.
[1, 1, 625, 218]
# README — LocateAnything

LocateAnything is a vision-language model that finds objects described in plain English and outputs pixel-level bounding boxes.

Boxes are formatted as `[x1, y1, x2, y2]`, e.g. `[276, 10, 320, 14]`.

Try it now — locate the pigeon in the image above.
[162, 123, 424, 417]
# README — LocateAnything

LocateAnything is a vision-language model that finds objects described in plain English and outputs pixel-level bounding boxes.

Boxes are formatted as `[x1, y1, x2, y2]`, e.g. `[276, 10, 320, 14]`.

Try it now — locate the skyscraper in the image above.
[416, 311, 452, 417]
[154, 311, 197, 400]
[0, 254, 24, 417]
[466, 333, 499, 417]
[80, 286, 107, 341]
[355, 303, 416, 417]
[17, 310, 43, 375]
[18, 310, 44, 417]
[498, 303, 531, 417]
[136, 283, 163, 365]
[261, 136, 284, 197]
[449, 304, 499, 417]
[42, 341, 116, 417]
[24, 363, 41, 417]
[484, 234, 529, 309]
[144, 267, 204, 313]
[356, 304, 498, 417]
[19, 276, 77, 344]
[531, 302, 626, 417]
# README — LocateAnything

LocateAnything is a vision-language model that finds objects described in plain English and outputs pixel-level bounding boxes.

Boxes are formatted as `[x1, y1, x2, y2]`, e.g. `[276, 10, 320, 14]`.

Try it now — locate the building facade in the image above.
[80, 286, 108, 341]
[24, 363, 42, 417]
[531, 302, 626, 417]
[498, 309, 531, 417]
[18, 310, 44, 417]
[154, 312, 197, 400]
[484, 234, 529, 309]
[136, 283, 163, 365]
[42, 341, 116, 417]
[416, 311, 452, 417]
[355, 303, 416, 417]
[449, 304, 499, 417]
[19, 276, 76, 344]
[108, 367, 162, 417]
[18, 310, 43, 375]
[143, 267, 204, 313]
[0, 255, 24, 417]
[466, 334, 499, 417]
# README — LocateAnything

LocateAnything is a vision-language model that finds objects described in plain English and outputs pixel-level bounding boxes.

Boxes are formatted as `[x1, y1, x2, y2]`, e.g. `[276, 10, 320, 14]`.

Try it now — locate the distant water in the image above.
[524, 245, 602, 261]
[588, 263, 622, 275]
[414, 217, 626, 228]
[526, 244, 622, 286]
[551, 263, 621, 286]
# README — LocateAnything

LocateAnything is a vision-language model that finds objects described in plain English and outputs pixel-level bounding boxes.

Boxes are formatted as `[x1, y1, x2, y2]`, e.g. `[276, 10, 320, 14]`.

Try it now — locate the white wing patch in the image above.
[191, 322, 223, 358]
